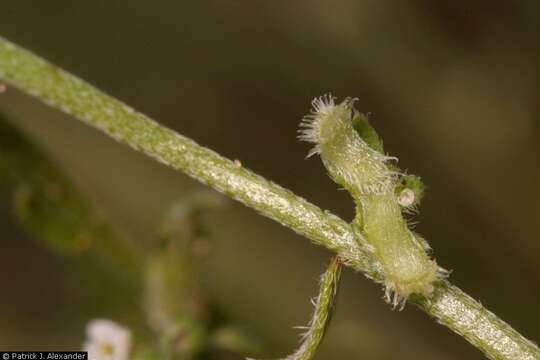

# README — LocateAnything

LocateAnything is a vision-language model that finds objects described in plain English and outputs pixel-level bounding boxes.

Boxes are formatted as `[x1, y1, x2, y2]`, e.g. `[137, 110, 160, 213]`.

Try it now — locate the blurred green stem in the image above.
[145, 197, 218, 359]
[0, 116, 141, 279]
[0, 36, 538, 360]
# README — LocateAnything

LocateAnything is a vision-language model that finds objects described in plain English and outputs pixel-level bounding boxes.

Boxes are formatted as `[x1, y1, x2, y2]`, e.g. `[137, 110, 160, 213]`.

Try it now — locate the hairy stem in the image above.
[285, 256, 342, 360]
[0, 36, 538, 360]
[249, 256, 342, 360]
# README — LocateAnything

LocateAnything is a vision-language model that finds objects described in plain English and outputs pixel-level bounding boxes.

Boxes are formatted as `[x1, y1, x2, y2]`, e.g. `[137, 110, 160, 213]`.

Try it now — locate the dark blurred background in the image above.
[0, 1, 539, 359]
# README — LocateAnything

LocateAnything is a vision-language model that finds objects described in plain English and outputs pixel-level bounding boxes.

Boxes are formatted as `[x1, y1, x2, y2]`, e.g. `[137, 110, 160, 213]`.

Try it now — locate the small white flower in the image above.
[83, 319, 131, 360]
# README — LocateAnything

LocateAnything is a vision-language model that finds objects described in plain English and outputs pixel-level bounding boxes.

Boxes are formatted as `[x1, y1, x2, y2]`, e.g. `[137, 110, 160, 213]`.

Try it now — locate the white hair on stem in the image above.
[247, 257, 342, 360]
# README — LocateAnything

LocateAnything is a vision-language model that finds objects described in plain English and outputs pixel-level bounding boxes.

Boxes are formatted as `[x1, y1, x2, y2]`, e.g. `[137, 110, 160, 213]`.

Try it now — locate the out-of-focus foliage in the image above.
[0, 117, 140, 272]
[0, 116, 260, 359]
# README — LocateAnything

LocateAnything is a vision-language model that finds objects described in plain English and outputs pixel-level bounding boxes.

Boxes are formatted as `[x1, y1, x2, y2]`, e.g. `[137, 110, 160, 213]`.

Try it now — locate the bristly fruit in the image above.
[300, 94, 446, 308]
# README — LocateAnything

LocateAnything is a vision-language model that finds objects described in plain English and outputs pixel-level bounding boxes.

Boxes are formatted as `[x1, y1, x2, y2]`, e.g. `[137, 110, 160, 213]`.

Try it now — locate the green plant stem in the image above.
[250, 256, 342, 360]
[0, 36, 538, 360]
[286, 256, 342, 360]
[0, 116, 142, 279]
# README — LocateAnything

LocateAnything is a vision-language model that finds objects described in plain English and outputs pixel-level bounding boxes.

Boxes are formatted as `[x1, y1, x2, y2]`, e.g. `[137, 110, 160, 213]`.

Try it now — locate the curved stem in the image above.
[249, 256, 342, 360]
[0, 36, 538, 360]
[285, 256, 342, 360]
